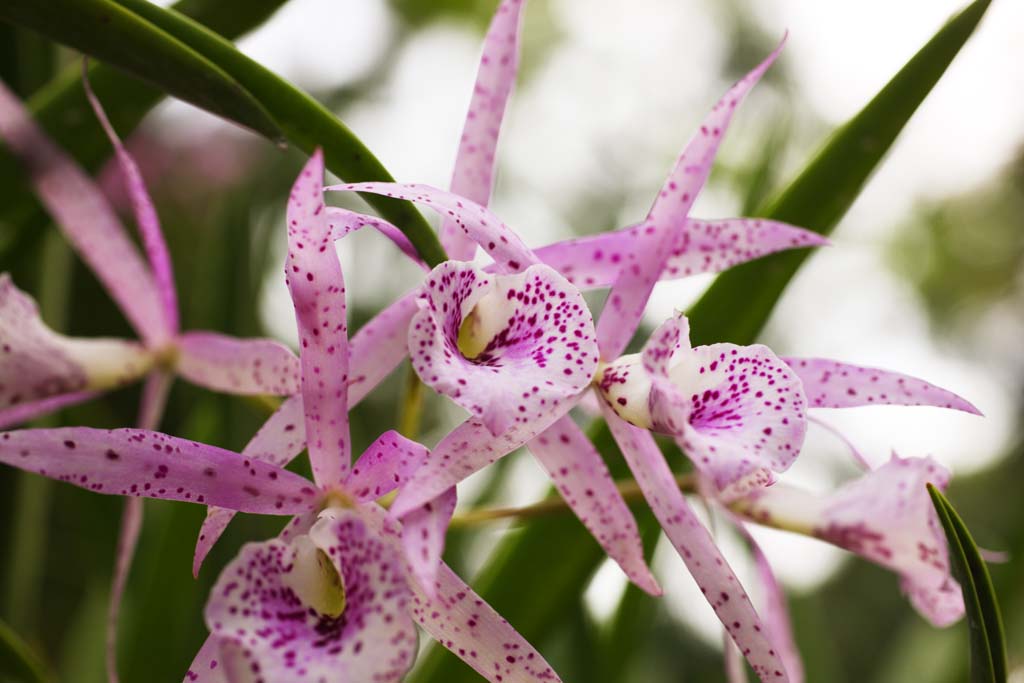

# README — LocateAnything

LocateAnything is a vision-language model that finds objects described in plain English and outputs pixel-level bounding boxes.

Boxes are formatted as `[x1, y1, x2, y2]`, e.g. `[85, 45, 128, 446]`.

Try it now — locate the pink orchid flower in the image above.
[0, 78, 301, 430]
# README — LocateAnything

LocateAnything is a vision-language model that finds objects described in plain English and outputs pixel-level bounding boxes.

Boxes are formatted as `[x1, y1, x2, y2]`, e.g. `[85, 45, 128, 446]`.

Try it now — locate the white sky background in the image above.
[152, 0, 1022, 645]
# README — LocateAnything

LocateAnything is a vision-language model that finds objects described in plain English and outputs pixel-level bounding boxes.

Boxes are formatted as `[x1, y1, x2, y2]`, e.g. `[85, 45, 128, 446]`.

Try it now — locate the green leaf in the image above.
[928, 485, 1008, 683]
[410, 3, 993, 680]
[0, 0, 280, 139]
[0, 618, 50, 683]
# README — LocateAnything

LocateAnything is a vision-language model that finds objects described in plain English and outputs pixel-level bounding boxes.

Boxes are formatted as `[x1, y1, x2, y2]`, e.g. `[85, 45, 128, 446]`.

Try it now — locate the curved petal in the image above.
[783, 357, 981, 414]
[0, 391, 98, 429]
[0, 275, 153, 410]
[84, 70, 179, 335]
[176, 331, 300, 396]
[411, 561, 562, 683]
[596, 40, 785, 360]
[325, 182, 536, 273]
[348, 290, 418, 407]
[400, 487, 457, 595]
[193, 395, 307, 576]
[182, 636, 227, 683]
[346, 430, 430, 503]
[533, 218, 827, 290]
[205, 509, 417, 683]
[326, 207, 426, 269]
[409, 261, 597, 436]
[441, 0, 526, 260]
[286, 151, 350, 487]
[0, 427, 316, 513]
[0, 81, 169, 344]
[599, 403, 789, 682]
[528, 415, 660, 595]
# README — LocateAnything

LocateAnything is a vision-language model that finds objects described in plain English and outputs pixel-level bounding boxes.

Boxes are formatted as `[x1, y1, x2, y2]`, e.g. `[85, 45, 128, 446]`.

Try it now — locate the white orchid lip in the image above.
[281, 533, 347, 619]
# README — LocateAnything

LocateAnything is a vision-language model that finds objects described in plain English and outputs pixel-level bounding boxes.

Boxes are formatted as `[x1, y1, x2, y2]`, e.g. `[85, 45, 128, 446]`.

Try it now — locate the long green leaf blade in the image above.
[928, 485, 1008, 683]
[0, 0, 280, 139]
[410, 3, 993, 680]
[0, 619, 50, 683]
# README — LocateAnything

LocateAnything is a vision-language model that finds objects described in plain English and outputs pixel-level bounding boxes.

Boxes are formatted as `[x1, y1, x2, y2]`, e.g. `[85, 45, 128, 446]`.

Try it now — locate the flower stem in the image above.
[397, 363, 424, 440]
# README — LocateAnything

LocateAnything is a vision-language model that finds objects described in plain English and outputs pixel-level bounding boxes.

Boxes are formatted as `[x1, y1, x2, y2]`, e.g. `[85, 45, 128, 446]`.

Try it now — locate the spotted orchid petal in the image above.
[325, 182, 537, 273]
[0, 391, 99, 429]
[193, 394, 307, 576]
[0, 427, 317, 513]
[182, 636, 226, 683]
[528, 415, 661, 595]
[534, 218, 827, 290]
[286, 151, 350, 487]
[599, 403, 789, 681]
[348, 291, 418, 407]
[0, 80, 169, 345]
[325, 207, 426, 269]
[441, 0, 526, 261]
[409, 261, 597, 436]
[0, 275, 154, 411]
[596, 40, 785, 360]
[400, 487, 457, 594]
[411, 561, 561, 683]
[84, 70, 179, 336]
[176, 331, 300, 396]
[346, 430, 430, 503]
[734, 455, 963, 626]
[783, 357, 982, 414]
[204, 508, 418, 683]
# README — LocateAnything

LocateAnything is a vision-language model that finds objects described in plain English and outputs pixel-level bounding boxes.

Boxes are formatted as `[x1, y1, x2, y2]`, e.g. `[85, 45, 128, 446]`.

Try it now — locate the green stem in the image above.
[397, 364, 425, 440]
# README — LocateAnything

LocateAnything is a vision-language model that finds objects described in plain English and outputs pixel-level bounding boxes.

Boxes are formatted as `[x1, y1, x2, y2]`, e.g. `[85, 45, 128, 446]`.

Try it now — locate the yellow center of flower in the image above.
[283, 535, 347, 618]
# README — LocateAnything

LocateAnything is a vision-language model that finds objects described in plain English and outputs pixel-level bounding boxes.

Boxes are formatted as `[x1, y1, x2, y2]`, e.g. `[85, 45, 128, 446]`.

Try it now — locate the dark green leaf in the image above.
[928, 484, 1008, 683]
[0, 618, 50, 683]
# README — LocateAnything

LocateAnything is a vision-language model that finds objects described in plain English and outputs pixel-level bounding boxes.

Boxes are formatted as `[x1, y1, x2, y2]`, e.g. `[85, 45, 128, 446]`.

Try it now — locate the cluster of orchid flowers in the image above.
[0, 1, 982, 682]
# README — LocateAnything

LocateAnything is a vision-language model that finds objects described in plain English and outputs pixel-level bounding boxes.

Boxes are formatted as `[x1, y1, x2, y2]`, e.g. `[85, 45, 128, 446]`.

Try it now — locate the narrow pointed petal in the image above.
[348, 291, 418, 407]
[326, 207, 426, 269]
[176, 331, 300, 396]
[325, 182, 536, 273]
[411, 561, 562, 683]
[533, 218, 827, 290]
[183, 636, 227, 683]
[409, 261, 597, 436]
[286, 151, 350, 487]
[599, 403, 789, 681]
[528, 415, 660, 595]
[193, 395, 307, 576]
[0, 81, 169, 344]
[84, 70, 179, 335]
[346, 430, 430, 503]
[400, 487, 457, 594]
[0, 275, 153, 410]
[0, 391, 98, 429]
[0, 427, 317, 513]
[808, 415, 871, 471]
[596, 41, 785, 359]
[205, 509, 417, 683]
[734, 455, 963, 626]
[783, 357, 981, 414]
[441, 0, 527, 260]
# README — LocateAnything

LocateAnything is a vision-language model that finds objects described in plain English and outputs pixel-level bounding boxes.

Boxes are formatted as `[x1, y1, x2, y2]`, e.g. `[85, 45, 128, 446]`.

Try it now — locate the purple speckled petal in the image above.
[783, 357, 981, 414]
[533, 218, 827, 290]
[346, 430, 430, 503]
[411, 561, 561, 683]
[400, 486, 457, 594]
[205, 509, 417, 683]
[595, 41, 785, 360]
[193, 395, 307, 577]
[599, 403, 789, 682]
[176, 331, 300, 396]
[84, 70, 179, 336]
[182, 636, 226, 683]
[409, 261, 597, 436]
[736, 455, 963, 626]
[0, 427, 317, 513]
[0, 391, 98, 429]
[528, 415, 660, 595]
[0, 274, 153, 410]
[325, 207, 426, 269]
[325, 182, 537, 273]
[286, 151, 350, 487]
[0, 80, 169, 345]
[441, 0, 526, 261]
[348, 290, 418, 407]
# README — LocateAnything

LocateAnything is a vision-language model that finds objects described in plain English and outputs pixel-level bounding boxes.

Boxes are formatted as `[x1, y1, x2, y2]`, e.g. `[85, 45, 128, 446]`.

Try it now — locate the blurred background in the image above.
[0, 0, 1022, 681]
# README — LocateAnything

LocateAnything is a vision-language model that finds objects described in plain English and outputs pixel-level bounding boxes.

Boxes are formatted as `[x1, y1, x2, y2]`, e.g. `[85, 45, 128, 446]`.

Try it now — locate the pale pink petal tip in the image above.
[177, 331, 300, 396]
